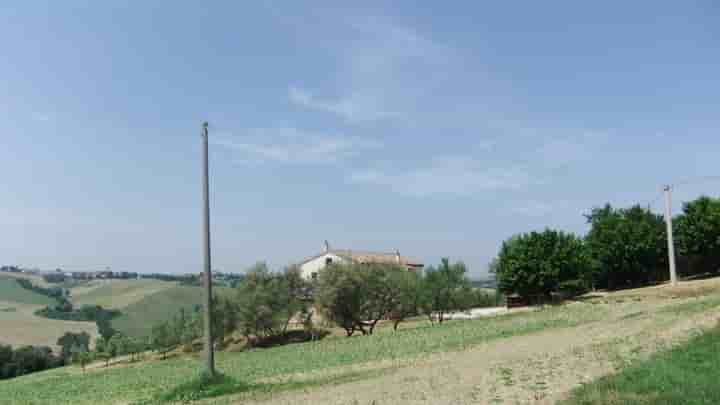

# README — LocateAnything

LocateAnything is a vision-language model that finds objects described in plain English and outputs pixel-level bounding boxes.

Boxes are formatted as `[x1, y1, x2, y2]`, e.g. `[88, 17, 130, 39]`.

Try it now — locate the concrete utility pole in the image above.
[201, 121, 215, 376]
[664, 185, 678, 286]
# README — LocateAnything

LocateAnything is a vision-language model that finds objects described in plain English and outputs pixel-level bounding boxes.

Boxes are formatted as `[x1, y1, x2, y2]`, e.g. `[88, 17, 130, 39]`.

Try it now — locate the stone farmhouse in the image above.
[298, 241, 424, 281]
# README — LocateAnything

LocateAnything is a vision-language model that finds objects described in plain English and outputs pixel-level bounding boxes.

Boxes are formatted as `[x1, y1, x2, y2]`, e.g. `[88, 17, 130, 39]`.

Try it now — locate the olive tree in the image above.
[316, 262, 413, 336]
[420, 258, 475, 323]
[235, 263, 305, 343]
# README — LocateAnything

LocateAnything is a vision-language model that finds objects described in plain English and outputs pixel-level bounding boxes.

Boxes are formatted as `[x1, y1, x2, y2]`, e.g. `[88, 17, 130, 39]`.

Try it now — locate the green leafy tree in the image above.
[235, 263, 304, 342]
[150, 322, 174, 360]
[56, 332, 90, 363]
[585, 204, 667, 289]
[495, 230, 592, 299]
[675, 196, 720, 275]
[316, 262, 412, 335]
[71, 346, 91, 371]
[388, 269, 424, 330]
[420, 258, 475, 323]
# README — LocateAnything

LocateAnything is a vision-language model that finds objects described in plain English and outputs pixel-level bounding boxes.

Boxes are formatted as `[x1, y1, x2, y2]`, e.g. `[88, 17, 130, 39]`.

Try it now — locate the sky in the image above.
[1, 2, 719, 277]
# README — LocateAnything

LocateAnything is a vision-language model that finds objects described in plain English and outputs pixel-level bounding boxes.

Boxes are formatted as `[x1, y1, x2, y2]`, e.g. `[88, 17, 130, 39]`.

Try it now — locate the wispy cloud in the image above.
[289, 17, 452, 123]
[349, 156, 539, 196]
[288, 87, 400, 123]
[213, 127, 380, 165]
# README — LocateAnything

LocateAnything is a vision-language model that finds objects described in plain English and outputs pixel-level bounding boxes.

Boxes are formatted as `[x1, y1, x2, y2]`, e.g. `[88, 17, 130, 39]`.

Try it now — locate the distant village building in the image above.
[298, 241, 424, 281]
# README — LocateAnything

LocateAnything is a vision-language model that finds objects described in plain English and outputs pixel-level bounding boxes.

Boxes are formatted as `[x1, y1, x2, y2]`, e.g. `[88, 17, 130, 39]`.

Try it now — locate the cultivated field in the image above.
[111, 285, 234, 338]
[0, 279, 97, 350]
[1, 278, 719, 405]
[70, 279, 174, 309]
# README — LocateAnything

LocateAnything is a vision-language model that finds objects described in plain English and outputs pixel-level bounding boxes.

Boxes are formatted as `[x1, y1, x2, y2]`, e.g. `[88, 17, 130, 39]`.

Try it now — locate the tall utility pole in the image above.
[663, 185, 678, 286]
[201, 121, 215, 376]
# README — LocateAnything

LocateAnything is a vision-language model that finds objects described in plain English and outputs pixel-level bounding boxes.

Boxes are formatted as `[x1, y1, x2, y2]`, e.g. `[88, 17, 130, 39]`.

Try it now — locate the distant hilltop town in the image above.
[0, 265, 139, 282]
[0, 265, 245, 287]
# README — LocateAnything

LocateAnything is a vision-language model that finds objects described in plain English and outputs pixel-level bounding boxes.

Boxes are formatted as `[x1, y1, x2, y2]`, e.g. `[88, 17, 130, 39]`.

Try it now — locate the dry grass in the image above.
[0, 300, 98, 350]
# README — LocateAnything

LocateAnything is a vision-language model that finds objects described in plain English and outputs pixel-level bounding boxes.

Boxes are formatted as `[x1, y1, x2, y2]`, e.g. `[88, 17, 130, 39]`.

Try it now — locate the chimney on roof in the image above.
[324, 240, 330, 253]
[395, 249, 401, 264]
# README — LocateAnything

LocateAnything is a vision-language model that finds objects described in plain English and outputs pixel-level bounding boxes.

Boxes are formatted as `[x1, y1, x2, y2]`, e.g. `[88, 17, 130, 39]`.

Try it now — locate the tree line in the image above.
[145, 258, 497, 358]
[494, 195, 720, 299]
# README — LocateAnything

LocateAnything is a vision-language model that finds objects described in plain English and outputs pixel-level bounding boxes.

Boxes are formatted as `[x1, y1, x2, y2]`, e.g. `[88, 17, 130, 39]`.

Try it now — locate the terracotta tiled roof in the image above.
[299, 249, 423, 267]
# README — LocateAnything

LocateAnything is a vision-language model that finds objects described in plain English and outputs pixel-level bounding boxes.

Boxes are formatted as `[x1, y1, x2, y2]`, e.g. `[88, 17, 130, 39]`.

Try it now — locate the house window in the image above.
[311, 272, 318, 280]
[325, 257, 333, 265]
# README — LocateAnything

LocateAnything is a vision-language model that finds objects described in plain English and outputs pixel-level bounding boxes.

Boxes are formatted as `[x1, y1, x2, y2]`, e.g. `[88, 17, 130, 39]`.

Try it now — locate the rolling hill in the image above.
[111, 284, 234, 338]
[0, 278, 97, 350]
[70, 279, 174, 309]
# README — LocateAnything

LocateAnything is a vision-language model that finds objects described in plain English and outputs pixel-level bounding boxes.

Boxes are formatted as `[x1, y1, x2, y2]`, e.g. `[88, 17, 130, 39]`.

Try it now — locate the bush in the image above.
[0, 344, 62, 380]
[495, 229, 592, 299]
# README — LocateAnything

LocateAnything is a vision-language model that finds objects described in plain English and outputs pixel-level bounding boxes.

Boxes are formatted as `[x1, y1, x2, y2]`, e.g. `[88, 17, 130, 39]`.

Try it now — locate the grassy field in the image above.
[70, 279, 174, 309]
[0, 272, 52, 288]
[111, 285, 234, 338]
[0, 278, 98, 350]
[0, 278, 55, 306]
[0, 302, 604, 405]
[561, 325, 720, 405]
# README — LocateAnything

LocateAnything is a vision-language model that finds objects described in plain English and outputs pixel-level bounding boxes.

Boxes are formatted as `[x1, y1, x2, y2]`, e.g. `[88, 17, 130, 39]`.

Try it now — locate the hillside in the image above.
[1, 278, 719, 404]
[70, 279, 174, 309]
[0, 278, 97, 350]
[0, 278, 55, 306]
[111, 285, 234, 338]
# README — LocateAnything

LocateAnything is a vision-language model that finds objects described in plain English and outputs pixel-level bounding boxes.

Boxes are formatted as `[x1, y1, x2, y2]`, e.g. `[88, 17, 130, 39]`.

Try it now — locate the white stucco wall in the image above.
[299, 253, 347, 280]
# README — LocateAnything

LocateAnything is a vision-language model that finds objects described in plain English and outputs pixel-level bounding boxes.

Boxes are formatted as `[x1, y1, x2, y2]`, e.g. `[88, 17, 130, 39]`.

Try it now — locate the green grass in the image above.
[111, 285, 234, 338]
[561, 325, 720, 405]
[71, 279, 175, 309]
[660, 294, 720, 315]
[0, 279, 55, 306]
[0, 303, 604, 405]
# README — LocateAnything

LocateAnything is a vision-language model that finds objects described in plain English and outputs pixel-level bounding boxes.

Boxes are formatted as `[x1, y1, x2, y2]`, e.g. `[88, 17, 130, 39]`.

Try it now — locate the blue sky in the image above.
[1, 2, 719, 277]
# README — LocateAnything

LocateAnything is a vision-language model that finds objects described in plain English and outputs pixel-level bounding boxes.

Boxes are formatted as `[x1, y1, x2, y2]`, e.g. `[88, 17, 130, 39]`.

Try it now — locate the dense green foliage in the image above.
[585, 204, 667, 290]
[496, 196, 720, 297]
[675, 196, 720, 276]
[562, 325, 720, 405]
[495, 229, 592, 297]
[36, 304, 120, 322]
[0, 344, 62, 380]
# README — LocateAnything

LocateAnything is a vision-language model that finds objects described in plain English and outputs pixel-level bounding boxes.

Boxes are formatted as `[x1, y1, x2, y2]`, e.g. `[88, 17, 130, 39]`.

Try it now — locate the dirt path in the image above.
[235, 295, 719, 405]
